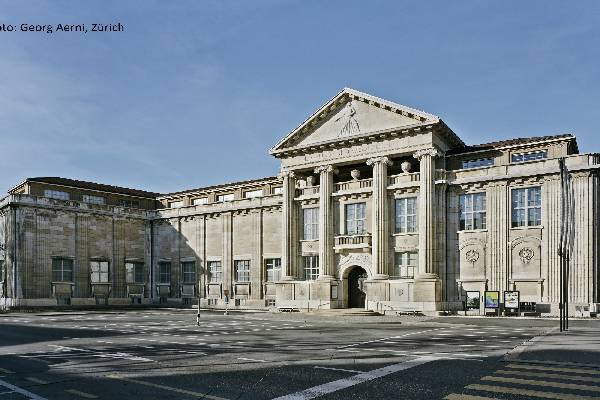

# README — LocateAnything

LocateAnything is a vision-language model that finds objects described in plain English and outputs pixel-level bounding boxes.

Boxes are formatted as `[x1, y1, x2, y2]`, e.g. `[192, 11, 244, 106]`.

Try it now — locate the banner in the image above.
[465, 291, 480, 310]
[484, 291, 500, 309]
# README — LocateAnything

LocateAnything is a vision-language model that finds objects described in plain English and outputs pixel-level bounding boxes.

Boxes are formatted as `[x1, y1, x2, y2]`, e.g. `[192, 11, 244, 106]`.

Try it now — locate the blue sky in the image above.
[1, 1, 599, 194]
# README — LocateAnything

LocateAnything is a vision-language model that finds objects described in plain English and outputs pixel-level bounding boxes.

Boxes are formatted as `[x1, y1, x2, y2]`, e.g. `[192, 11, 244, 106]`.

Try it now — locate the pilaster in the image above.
[366, 156, 393, 279]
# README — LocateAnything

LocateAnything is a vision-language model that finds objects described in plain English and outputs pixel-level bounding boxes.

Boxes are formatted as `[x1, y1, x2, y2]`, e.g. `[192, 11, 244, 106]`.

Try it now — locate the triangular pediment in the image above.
[270, 88, 444, 155]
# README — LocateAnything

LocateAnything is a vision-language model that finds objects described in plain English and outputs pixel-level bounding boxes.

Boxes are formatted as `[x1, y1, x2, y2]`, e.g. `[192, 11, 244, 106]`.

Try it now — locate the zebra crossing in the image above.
[444, 360, 600, 400]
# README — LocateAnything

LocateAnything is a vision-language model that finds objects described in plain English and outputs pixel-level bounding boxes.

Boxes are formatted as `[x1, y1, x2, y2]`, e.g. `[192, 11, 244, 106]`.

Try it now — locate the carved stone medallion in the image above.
[518, 247, 535, 264]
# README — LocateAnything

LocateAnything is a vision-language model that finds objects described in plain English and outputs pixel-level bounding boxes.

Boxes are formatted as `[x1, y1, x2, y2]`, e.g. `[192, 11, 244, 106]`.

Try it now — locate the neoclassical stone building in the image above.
[1, 88, 598, 315]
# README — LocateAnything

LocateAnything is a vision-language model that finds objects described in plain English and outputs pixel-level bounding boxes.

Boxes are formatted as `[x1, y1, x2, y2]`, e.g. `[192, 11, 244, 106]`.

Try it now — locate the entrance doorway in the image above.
[348, 267, 367, 308]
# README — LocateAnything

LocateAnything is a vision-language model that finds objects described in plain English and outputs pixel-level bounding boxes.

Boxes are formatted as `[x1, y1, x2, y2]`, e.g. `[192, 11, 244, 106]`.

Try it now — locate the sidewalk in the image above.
[506, 326, 600, 366]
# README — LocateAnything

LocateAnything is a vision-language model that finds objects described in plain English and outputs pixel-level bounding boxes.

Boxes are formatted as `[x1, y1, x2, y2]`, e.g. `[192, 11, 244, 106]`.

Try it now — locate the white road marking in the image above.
[272, 356, 438, 400]
[313, 366, 362, 374]
[0, 378, 48, 400]
[238, 357, 266, 363]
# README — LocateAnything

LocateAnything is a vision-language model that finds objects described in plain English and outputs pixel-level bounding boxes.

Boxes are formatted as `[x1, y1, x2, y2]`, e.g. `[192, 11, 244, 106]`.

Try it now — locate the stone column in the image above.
[315, 165, 336, 280]
[413, 147, 443, 306]
[367, 156, 393, 279]
[279, 171, 297, 280]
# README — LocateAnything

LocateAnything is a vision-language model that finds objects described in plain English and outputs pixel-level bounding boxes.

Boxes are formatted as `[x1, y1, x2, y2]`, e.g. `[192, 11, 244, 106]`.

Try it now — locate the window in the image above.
[459, 193, 487, 230]
[169, 200, 183, 208]
[244, 189, 263, 199]
[44, 190, 70, 200]
[125, 262, 144, 284]
[393, 252, 417, 278]
[346, 203, 366, 235]
[265, 258, 281, 282]
[52, 258, 73, 282]
[511, 150, 548, 163]
[181, 261, 196, 284]
[273, 187, 283, 194]
[82, 195, 105, 205]
[192, 197, 208, 205]
[304, 256, 319, 281]
[512, 187, 542, 227]
[235, 260, 251, 282]
[158, 262, 171, 284]
[119, 199, 140, 208]
[217, 193, 234, 202]
[0, 260, 5, 281]
[90, 261, 109, 283]
[208, 261, 222, 283]
[303, 208, 319, 240]
[395, 197, 417, 233]
[462, 158, 493, 169]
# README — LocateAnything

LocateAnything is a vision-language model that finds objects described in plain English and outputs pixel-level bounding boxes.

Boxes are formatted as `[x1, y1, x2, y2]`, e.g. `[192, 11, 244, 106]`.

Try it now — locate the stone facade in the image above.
[1, 88, 598, 315]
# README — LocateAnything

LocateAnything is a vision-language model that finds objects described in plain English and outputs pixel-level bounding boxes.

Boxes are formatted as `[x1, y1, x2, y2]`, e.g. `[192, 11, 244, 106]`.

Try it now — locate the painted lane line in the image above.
[26, 377, 48, 384]
[0, 369, 13, 374]
[65, 389, 98, 399]
[481, 375, 600, 392]
[0, 378, 48, 400]
[238, 357, 266, 363]
[496, 369, 600, 383]
[466, 384, 598, 400]
[272, 357, 438, 400]
[444, 394, 501, 400]
[108, 375, 228, 400]
[313, 366, 362, 374]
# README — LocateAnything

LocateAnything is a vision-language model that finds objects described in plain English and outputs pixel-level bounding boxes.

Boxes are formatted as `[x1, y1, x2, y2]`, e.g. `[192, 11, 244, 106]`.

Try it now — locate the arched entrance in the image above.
[347, 266, 368, 308]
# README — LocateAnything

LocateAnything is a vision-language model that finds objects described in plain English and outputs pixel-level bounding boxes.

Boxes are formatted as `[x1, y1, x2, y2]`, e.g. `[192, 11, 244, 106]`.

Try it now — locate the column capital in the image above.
[413, 147, 442, 161]
[278, 170, 296, 179]
[314, 164, 337, 175]
[366, 156, 393, 167]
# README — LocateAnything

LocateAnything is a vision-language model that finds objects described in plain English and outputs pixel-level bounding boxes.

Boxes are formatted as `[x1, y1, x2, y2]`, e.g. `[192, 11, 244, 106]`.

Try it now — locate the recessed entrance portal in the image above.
[348, 266, 367, 308]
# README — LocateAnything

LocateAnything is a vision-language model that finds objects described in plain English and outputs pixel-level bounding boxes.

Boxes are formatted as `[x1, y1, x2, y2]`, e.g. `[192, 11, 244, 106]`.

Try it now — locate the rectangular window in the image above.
[217, 193, 234, 202]
[459, 193, 487, 230]
[512, 187, 542, 227]
[395, 197, 417, 233]
[44, 190, 70, 200]
[52, 258, 74, 282]
[0, 260, 5, 281]
[462, 158, 494, 169]
[82, 195, 105, 205]
[181, 261, 196, 284]
[272, 187, 283, 194]
[393, 252, 417, 279]
[303, 208, 319, 240]
[304, 256, 319, 281]
[158, 262, 171, 284]
[346, 202, 366, 235]
[90, 261, 109, 283]
[511, 150, 548, 163]
[125, 262, 144, 284]
[118, 199, 140, 208]
[192, 197, 208, 205]
[208, 261, 222, 283]
[169, 200, 183, 208]
[235, 260, 250, 282]
[265, 258, 281, 282]
[244, 189, 263, 198]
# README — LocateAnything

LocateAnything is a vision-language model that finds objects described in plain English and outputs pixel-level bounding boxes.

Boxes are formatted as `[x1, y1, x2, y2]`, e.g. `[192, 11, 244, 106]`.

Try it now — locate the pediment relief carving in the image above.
[270, 88, 460, 158]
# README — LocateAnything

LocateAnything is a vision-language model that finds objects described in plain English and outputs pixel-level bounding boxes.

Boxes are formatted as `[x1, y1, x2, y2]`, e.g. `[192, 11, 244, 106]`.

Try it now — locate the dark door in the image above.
[348, 267, 367, 308]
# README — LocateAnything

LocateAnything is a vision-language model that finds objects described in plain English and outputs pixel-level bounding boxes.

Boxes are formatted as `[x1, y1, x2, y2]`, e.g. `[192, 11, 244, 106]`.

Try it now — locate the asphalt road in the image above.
[0, 309, 598, 399]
